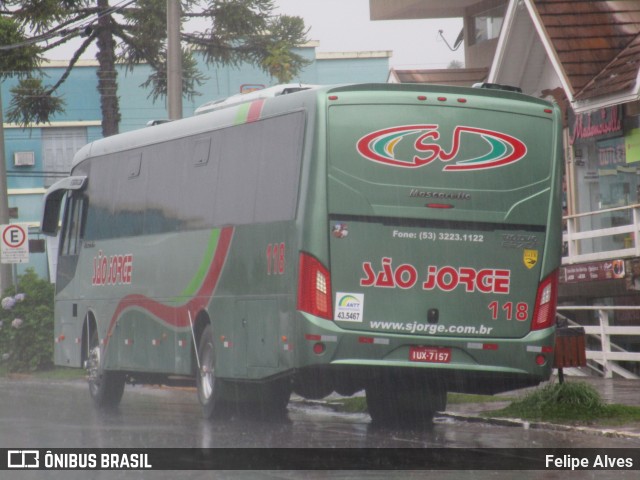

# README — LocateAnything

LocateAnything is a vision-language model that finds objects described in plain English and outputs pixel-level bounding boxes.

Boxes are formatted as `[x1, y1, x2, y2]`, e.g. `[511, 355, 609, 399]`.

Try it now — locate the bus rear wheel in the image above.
[87, 329, 125, 409]
[197, 325, 225, 419]
[365, 373, 447, 426]
[252, 378, 291, 417]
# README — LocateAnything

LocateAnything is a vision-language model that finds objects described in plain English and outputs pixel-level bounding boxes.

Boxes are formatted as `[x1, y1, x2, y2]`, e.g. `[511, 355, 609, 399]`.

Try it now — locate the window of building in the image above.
[42, 127, 88, 187]
[471, 6, 504, 45]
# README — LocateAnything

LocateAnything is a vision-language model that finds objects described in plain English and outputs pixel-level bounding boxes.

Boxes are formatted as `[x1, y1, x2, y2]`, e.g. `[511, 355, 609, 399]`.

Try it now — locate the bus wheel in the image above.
[365, 375, 447, 426]
[87, 330, 125, 409]
[197, 325, 225, 419]
[255, 378, 291, 417]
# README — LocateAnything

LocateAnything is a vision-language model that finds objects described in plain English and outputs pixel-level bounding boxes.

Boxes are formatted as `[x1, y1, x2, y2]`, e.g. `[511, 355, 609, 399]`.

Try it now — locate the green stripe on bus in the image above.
[177, 229, 221, 299]
[234, 102, 251, 124]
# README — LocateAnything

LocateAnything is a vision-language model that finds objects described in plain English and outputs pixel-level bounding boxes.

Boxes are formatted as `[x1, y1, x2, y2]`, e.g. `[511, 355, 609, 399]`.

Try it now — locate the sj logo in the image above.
[356, 124, 527, 170]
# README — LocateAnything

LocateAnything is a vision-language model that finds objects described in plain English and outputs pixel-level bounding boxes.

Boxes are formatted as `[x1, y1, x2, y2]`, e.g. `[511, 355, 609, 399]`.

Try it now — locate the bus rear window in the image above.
[327, 104, 555, 222]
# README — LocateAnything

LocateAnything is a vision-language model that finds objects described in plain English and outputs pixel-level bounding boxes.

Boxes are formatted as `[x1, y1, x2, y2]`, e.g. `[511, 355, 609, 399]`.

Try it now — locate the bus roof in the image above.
[71, 83, 556, 170]
[194, 84, 318, 115]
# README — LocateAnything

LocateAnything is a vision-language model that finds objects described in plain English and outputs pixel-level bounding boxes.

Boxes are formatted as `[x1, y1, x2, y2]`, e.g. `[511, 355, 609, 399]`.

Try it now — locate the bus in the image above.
[41, 83, 563, 424]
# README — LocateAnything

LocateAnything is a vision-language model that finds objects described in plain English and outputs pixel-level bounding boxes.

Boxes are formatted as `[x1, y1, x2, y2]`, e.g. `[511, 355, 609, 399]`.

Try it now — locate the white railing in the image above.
[560, 207, 640, 379]
[556, 306, 640, 379]
[563, 204, 640, 264]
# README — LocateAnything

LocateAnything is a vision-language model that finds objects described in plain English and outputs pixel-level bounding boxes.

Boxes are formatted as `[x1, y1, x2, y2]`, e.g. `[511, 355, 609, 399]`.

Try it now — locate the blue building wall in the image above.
[0, 45, 390, 281]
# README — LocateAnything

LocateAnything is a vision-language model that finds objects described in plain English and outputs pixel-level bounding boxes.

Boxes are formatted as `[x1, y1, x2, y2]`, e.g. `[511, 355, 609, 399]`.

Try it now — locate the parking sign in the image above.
[1, 224, 29, 264]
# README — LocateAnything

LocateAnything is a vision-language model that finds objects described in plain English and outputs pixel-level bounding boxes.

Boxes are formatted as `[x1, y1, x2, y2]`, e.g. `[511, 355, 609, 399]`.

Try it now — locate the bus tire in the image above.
[87, 329, 125, 409]
[365, 374, 447, 426]
[256, 378, 292, 416]
[197, 325, 225, 419]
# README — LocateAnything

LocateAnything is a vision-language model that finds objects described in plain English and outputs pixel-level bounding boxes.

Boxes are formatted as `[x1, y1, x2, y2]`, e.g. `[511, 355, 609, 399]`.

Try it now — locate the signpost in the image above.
[1, 224, 29, 264]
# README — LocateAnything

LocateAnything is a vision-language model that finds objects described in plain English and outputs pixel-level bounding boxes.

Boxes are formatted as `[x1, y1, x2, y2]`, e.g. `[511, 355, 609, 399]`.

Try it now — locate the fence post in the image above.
[565, 216, 575, 261]
[598, 309, 612, 378]
[634, 206, 640, 257]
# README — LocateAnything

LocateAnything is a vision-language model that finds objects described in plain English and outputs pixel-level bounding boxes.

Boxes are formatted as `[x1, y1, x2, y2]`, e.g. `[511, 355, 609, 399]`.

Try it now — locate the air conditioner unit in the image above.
[14, 151, 35, 167]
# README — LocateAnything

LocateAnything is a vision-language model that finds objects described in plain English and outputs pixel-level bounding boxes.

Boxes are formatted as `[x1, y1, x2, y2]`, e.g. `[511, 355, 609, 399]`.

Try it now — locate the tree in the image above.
[0, 0, 309, 136]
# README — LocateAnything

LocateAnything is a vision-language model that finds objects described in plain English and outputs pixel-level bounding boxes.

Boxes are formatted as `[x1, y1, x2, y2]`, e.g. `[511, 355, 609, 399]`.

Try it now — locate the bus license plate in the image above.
[409, 346, 451, 363]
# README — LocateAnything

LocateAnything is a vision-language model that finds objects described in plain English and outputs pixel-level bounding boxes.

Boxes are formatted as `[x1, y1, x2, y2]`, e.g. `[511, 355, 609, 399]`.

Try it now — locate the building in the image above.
[487, 1, 640, 306]
[1, 43, 391, 282]
[371, 0, 640, 376]
[370, 0, 508, 87]
[370, 0, 508, 70]
[387, 67, 488, 86]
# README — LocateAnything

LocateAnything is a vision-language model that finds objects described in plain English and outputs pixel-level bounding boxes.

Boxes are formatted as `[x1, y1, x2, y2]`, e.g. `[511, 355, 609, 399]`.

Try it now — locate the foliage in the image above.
[0, 269, 55, 372]
[446, 392, 511, 404]
[328, 395, 368, 414]
[0, 16, 42, 77]
[6, 77, 66, 127]
[139, 50, 208, 103]
[488, 381, 608, 422]
[0, 0, 310, 134]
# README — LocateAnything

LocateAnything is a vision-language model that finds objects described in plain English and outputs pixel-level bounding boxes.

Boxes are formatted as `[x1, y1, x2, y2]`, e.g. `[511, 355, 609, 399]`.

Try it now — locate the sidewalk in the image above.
[443, 375, 640, 439]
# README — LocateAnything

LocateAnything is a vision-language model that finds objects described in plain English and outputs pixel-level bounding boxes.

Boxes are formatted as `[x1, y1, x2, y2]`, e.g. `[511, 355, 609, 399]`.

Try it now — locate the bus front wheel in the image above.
[87, 329, 125, 409]
[197, 325, 225, 418]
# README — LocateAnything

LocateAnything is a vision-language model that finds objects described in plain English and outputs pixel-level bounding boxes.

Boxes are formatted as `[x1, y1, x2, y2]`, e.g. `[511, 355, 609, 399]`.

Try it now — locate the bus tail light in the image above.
[298, 253, 332, 320]
[531, 271, 558, 331]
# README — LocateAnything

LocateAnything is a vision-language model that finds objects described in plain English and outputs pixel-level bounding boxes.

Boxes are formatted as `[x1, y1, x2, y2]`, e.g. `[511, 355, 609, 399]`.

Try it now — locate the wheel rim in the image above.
[199, 338, 215, 403]
[87, 340, 101, 395]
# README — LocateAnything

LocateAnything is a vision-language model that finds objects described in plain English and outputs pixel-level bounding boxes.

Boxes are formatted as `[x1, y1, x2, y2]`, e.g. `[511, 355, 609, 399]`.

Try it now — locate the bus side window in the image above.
[60, 193, 86, 256]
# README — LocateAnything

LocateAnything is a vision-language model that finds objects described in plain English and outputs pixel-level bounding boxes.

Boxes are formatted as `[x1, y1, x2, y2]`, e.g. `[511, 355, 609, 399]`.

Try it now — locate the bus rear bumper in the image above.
[295, 313, 555, 395]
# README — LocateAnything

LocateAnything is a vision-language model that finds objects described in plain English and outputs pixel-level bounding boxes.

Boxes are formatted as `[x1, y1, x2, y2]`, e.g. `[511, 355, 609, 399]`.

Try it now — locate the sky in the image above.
[46, 0, 464, 70]
[274, 0, 464, 69]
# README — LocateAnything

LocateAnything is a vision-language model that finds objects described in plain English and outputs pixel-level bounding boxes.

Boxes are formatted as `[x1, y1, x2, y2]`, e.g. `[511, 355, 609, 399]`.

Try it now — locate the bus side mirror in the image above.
[41, 176, 88, 236]
[41, 190, 64, 235]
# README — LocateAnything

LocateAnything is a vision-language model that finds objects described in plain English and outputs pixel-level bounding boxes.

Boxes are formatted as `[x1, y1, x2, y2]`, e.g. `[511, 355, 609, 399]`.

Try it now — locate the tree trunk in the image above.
[95, 0, 120, 137]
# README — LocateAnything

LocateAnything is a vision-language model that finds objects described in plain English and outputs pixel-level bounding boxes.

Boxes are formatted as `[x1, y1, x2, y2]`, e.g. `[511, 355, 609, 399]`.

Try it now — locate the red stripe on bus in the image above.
[246, 99, 265, 123]
[102, 227, 234, 352]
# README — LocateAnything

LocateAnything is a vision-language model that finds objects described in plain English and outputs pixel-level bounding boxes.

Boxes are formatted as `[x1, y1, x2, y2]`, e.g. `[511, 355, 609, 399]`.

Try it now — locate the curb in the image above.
[440, 410, 640, 440]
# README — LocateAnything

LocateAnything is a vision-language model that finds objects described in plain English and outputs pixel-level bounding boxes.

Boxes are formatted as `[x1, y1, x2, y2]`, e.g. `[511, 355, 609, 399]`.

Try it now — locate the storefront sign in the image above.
[571, 106, 622, 145]
[597, 137, 625, 168]
[560, 259, 625, 284]
[625, 128, 640, 163]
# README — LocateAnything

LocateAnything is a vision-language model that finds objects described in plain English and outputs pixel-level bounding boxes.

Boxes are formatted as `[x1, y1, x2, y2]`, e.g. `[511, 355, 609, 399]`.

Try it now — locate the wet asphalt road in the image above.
[1, 377, 639, 479]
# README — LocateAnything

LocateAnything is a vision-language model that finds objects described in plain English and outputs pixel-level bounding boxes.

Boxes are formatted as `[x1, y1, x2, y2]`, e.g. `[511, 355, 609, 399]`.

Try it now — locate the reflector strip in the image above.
[358, 337, 390, 345]
[178, 339, 187, 347]
[304, 334, 337, 342]
[467, 342, 498, 350]
[283, 344, 293, 351]
[223, 341, 233, 348]
[75, 338, 81, 344]
[527, 345, 554, 353]
[124, 339, 133, 346]
[152, 339, 159, 346]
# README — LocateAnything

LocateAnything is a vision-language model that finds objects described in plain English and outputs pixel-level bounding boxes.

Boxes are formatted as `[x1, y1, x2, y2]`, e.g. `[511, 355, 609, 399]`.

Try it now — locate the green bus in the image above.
[41, 83, 563, 423]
